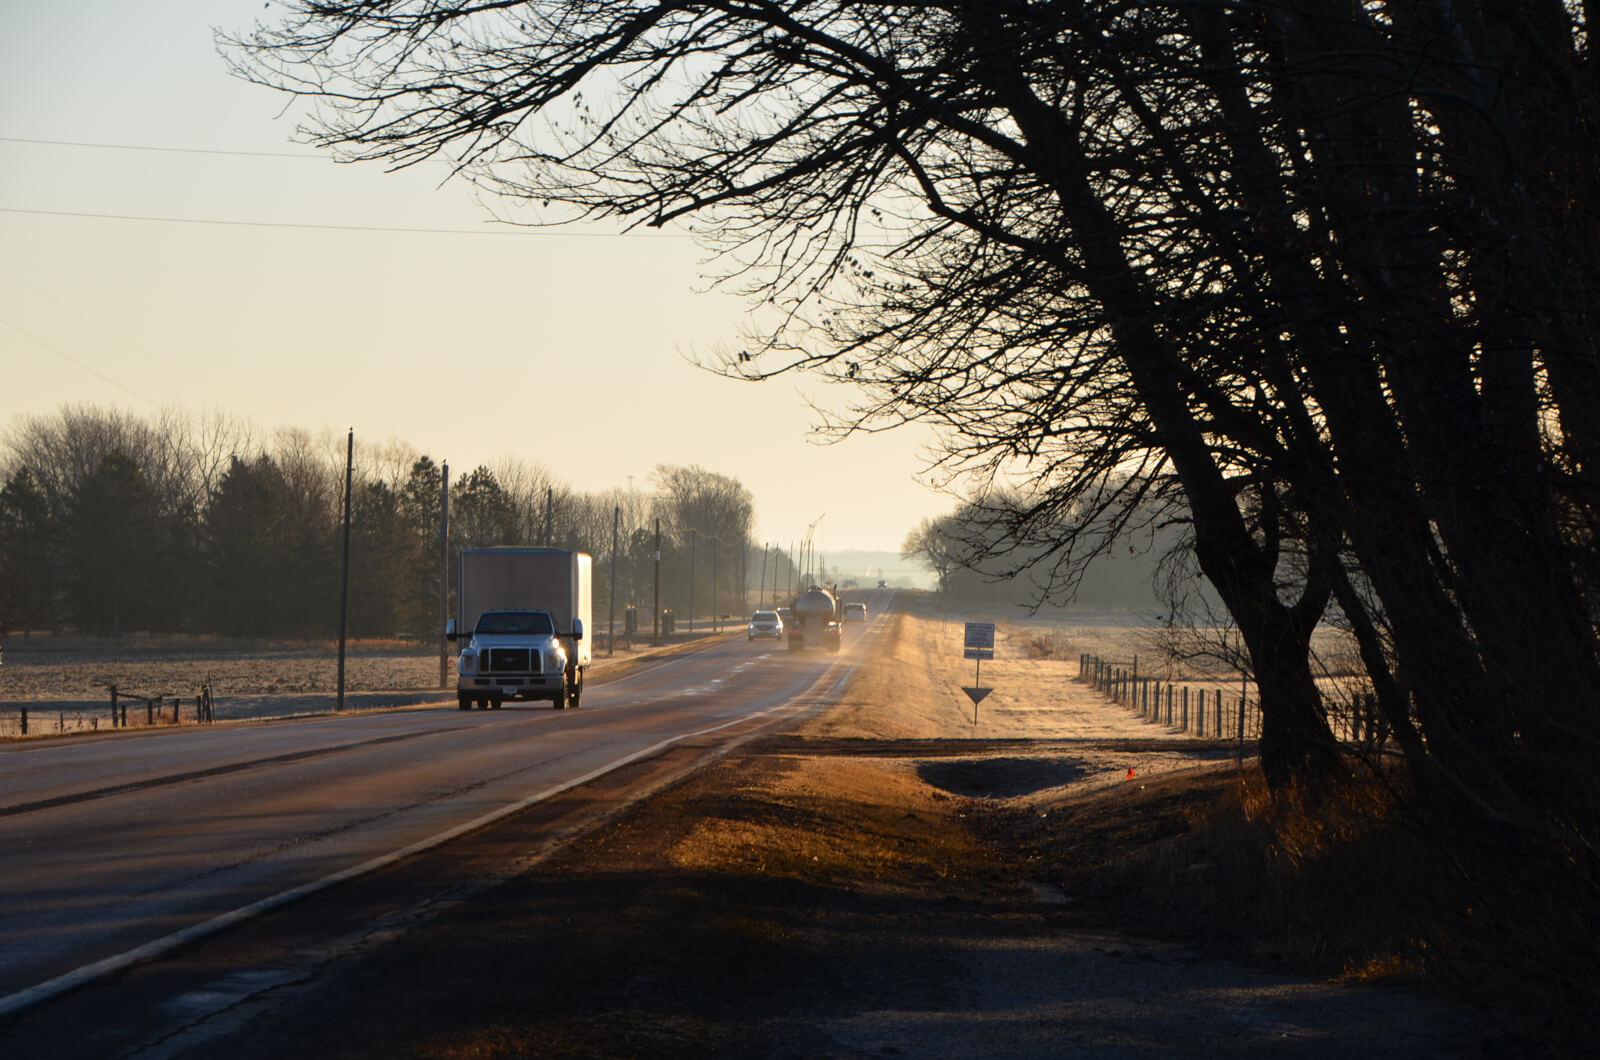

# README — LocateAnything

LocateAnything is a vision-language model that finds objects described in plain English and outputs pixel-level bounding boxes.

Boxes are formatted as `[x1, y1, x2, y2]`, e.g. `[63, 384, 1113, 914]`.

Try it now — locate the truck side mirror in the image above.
[571, 618, 584, 641]
[445, 618, 458, 642]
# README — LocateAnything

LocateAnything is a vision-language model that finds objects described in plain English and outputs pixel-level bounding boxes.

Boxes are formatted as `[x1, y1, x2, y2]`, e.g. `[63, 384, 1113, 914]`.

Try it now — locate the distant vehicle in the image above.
[747, 610, 784, 641]
[787, 586, 842, 653]
[447, 547, 590, 711]
[775, 607, 794, 625]
[844, 601, 867, 622]
[876, 579, 887, 589]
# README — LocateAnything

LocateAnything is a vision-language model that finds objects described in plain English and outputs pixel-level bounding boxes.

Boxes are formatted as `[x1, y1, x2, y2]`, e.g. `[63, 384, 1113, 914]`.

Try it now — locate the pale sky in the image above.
[0, 0, 956, 559]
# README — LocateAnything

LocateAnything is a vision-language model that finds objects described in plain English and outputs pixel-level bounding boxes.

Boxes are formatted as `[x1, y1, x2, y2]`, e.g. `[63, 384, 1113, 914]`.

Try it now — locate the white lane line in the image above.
[0, 701, 800, 1021]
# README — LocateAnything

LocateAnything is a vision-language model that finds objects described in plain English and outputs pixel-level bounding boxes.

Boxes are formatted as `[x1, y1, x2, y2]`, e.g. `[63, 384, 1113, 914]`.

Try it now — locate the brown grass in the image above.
[1084, 769, 1429, 977]
[981, 759, 1598, 1054]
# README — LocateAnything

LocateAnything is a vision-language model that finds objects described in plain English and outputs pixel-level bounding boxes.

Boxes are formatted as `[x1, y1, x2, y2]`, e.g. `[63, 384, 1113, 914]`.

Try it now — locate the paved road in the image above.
[0, 607, 887, 1025]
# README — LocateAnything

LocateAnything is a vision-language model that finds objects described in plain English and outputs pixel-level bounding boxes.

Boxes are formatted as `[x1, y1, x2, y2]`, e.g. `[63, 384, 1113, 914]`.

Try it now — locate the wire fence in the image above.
[0, 684, 215, 738]
[1078, 653, 1388, 749]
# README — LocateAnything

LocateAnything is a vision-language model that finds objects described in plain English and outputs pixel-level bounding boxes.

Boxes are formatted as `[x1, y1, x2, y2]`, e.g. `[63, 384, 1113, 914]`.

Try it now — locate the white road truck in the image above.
[447, 547, 591, 711]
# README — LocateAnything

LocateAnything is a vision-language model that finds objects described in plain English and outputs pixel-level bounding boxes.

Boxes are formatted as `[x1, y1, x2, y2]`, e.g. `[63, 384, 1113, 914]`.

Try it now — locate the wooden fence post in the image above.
[110, 684, 119, 728]
[19, 706, 26, 736]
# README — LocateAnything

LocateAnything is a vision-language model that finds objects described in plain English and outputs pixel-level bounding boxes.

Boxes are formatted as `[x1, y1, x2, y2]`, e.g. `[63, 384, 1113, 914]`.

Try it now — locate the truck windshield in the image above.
[475, 611, 555, 635]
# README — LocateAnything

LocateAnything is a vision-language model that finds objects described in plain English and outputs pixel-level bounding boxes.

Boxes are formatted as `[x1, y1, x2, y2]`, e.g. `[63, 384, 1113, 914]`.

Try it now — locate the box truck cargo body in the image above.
[449, 547, 591, 710]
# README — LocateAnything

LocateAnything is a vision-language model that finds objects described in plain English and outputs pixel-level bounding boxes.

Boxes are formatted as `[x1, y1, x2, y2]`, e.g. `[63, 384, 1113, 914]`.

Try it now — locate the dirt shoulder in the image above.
[193, 607, 1487, 1058]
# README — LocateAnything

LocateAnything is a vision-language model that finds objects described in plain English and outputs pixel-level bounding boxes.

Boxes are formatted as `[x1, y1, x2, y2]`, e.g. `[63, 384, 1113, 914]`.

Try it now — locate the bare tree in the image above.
[222, 14, 1600, 1022]
[226, 0, 1600, 798]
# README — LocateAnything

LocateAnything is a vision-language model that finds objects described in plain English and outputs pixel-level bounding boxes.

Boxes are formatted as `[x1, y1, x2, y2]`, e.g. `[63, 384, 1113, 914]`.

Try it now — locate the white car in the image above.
[747, 610, 784, 641]
[843, 602, 867, 622]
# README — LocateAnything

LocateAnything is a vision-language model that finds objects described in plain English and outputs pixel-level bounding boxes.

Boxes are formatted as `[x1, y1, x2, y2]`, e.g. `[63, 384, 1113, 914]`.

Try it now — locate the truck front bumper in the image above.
[460, 675, 561, 698]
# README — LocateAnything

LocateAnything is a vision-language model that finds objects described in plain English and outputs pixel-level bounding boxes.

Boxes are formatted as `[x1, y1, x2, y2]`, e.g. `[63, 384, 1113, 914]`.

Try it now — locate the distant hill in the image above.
[818, 549, 937, 590]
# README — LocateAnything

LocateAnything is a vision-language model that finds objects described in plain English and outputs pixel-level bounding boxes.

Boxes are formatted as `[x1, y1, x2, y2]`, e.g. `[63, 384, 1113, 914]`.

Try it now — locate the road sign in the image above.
[961, 687, 992, 705]
[963, 621, 995, 660]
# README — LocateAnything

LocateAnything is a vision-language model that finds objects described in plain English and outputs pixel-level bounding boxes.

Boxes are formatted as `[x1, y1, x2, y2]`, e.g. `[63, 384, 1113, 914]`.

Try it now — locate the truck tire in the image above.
[551, 674, 568, 709]
[458, 694, 471, 711]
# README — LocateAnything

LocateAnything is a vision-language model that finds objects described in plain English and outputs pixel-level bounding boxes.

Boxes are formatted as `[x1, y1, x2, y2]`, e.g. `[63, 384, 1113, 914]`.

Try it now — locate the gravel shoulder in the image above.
[176, 605, 1487, 1058]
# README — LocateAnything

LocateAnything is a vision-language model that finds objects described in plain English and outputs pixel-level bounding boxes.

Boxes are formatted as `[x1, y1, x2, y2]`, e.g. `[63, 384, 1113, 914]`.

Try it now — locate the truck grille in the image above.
[484, 648, 537, 673]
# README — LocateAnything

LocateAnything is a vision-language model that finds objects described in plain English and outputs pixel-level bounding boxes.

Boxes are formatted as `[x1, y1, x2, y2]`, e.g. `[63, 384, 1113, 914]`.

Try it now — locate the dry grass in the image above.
[983, 758, 1598, 1055]
[1097, 770, 1428, 977]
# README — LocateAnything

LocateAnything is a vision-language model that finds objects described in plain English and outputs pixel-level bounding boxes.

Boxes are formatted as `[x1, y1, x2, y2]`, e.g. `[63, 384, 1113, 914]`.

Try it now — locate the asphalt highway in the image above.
[0, 608, 887, 1036]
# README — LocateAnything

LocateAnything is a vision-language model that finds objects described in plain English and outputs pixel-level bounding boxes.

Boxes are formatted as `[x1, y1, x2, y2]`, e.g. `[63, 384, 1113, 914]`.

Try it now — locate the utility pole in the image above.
[799, 513, 825, 588]
[438, 461, 449, 689]
[712, 536, 719, 633]
[543, 486, 553, 546]
[652, 518, 661, 645]
[336, 429, 353, 713]
[759, 543, 769, 608]
[688, 528, 697, 634]
[608, 504, 618, 657]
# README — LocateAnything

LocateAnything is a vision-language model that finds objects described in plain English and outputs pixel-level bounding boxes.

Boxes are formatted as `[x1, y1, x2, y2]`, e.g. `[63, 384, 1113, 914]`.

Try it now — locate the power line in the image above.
[0, 314, 162, 408]
[0, 135, 322, 160]
[0, 206, 680, 238]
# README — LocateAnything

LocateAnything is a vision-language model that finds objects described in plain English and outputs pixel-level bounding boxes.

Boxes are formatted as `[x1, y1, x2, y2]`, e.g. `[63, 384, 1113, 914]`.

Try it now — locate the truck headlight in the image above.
[458, 651, 476, 675]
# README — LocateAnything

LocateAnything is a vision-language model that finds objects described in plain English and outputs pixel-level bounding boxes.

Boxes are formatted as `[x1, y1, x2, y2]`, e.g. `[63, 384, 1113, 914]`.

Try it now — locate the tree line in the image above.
[902, 498, 1192, 613]
[0, 404, 799, 641]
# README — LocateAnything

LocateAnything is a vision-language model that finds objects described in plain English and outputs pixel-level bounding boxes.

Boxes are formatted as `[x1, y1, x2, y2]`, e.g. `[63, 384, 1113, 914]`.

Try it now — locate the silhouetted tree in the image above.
[451, 465, 519, 551]
[229, 0, 1600, 797]
[400, 456, 445, 639]
[349, 480, 410, 637]
[64, 452, 158, 634]
[207, 454, 290, 637]
[0, 467, 58, 633]
[228, 11, 1600, 1031]
[651, 465, 754, 621]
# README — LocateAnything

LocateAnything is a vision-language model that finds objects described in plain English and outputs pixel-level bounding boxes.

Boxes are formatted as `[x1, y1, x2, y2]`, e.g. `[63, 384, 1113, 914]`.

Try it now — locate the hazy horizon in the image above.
[1, 0, 956, 555]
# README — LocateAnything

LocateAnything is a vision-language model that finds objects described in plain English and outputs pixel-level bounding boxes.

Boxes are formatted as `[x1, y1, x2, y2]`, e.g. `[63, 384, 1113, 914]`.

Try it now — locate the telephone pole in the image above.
[336, 429, 353, 712]
[438, 461, 449, 688]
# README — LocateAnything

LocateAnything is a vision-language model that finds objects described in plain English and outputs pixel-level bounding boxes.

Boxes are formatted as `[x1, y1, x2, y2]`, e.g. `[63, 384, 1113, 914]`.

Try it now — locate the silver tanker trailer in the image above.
[787, 585, 842, 653]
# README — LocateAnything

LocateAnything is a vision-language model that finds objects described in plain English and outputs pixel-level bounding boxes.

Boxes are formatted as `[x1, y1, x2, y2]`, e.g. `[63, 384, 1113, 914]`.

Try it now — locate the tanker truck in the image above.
[787, 585, 842, 653]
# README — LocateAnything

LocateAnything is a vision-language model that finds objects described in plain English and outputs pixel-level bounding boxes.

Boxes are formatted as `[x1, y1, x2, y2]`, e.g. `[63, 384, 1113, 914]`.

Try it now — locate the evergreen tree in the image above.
[0, 467, 58, 633]
[64, 452, 158, 634]
[400, 457, 444, 638]
[349, 480, 409, 637]
[206, 454, 289, 637]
